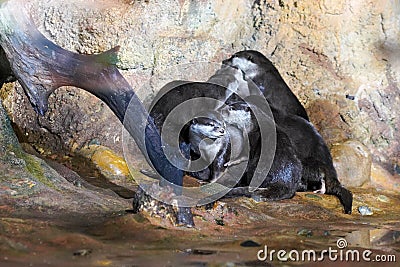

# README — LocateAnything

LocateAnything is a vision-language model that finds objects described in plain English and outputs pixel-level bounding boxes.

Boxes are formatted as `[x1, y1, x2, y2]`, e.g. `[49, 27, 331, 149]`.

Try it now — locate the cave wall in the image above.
[1, 0, 399, 173]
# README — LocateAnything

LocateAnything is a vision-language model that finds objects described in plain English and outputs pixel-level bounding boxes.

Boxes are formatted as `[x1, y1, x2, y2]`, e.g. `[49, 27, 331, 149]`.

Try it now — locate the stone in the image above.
[345, 230, 371, 248]
[370, 162, 400, 192]
[358, 206, 373, 216]
[331, 140, 372, 187]
[377, 195, 390, 203]
[297, 228, 313, 237]
[79, 145, 131, 178]
[307, 100, 351, 146]
[240, 240, 261, 247]
[0, 100, 130, 214]
[370, 229, 400, 246]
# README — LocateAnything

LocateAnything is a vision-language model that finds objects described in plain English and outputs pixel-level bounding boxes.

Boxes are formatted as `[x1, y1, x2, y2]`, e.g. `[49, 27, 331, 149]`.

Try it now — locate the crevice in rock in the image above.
[299, 43, 345, 81]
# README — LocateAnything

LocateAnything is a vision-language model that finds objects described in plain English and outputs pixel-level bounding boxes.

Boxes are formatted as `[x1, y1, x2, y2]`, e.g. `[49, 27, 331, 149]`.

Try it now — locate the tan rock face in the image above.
[370, 162, 400, 192]
[1, 0, 399, 182]
[331, 140, 372, 187]
[252, 0, 399, 169]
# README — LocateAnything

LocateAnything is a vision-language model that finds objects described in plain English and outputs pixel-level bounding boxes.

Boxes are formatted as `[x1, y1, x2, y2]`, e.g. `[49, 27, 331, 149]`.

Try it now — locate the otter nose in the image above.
[222, 53, 238, 65]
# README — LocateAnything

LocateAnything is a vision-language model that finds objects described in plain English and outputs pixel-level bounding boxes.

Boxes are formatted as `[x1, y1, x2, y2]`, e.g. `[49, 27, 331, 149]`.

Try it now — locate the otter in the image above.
[215, 98, 351, 213]
[186, 98, 302, 201]
[146, 54, 352, 212]
[226, 127, 302, 201]
[207, 62, 250, 103]
[148, 75, 302, 202]
[188, 112, 230, 182]
[222, 50, 309, 121]
[221, 51, 352, 213]
[270, 105, 353, 213]
[187, 103, 255, 183]
[219, 100, 302, 201]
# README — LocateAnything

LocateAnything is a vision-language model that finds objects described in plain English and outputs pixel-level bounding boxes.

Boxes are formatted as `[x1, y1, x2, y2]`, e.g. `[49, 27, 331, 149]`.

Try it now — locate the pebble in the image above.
[215, 218, 224, 226]
[73, 180, 82, 187]
[73, 249, 92, 256]
[184, 249, 215, 255]
[88, 139, 101, 146]
[377, 195, 390, 203]
[305, 194, 322, 200]
[358, 206, 373, 216]
[9, 157, 26, 166]
[323, 231, 331, 236]
[240, 240, 261, 247]
[251, 195, 264, 202]
[394, 164, 400, 175]
[297, 229, 313, 237]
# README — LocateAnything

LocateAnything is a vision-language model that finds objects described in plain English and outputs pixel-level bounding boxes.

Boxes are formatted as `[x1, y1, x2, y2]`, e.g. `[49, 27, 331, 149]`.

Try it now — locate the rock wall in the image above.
[251, 0, 400, 172]
[0, 100, 130, 214]
[1, 0, 399, 175]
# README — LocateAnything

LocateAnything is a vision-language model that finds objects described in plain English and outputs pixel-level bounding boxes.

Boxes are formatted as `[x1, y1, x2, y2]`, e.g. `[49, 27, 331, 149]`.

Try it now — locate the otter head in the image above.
[222, 50, 267, 80]
[219, 101, 254, 133]
[190, 113, 226, 139]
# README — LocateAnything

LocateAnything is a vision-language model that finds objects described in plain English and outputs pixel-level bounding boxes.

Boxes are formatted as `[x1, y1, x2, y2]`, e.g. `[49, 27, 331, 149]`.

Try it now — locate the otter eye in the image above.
[247, 55, 253, 61]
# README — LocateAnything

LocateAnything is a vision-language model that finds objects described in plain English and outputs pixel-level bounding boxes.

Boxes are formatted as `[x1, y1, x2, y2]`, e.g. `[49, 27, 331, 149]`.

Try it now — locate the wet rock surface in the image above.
[1, 185, 400, 266]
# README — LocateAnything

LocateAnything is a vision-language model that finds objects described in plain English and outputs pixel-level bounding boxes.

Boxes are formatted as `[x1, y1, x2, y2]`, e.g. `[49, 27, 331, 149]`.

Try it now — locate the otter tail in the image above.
[224, 187, 253, 198]
[224, 184, 297, 202]
[324, 166, 353, 214]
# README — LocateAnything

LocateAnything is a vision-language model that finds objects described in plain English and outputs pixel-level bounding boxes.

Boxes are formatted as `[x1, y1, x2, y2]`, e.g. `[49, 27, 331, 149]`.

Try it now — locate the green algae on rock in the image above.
[0, 100, 23, 156]
[0, 101, 130, 214]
